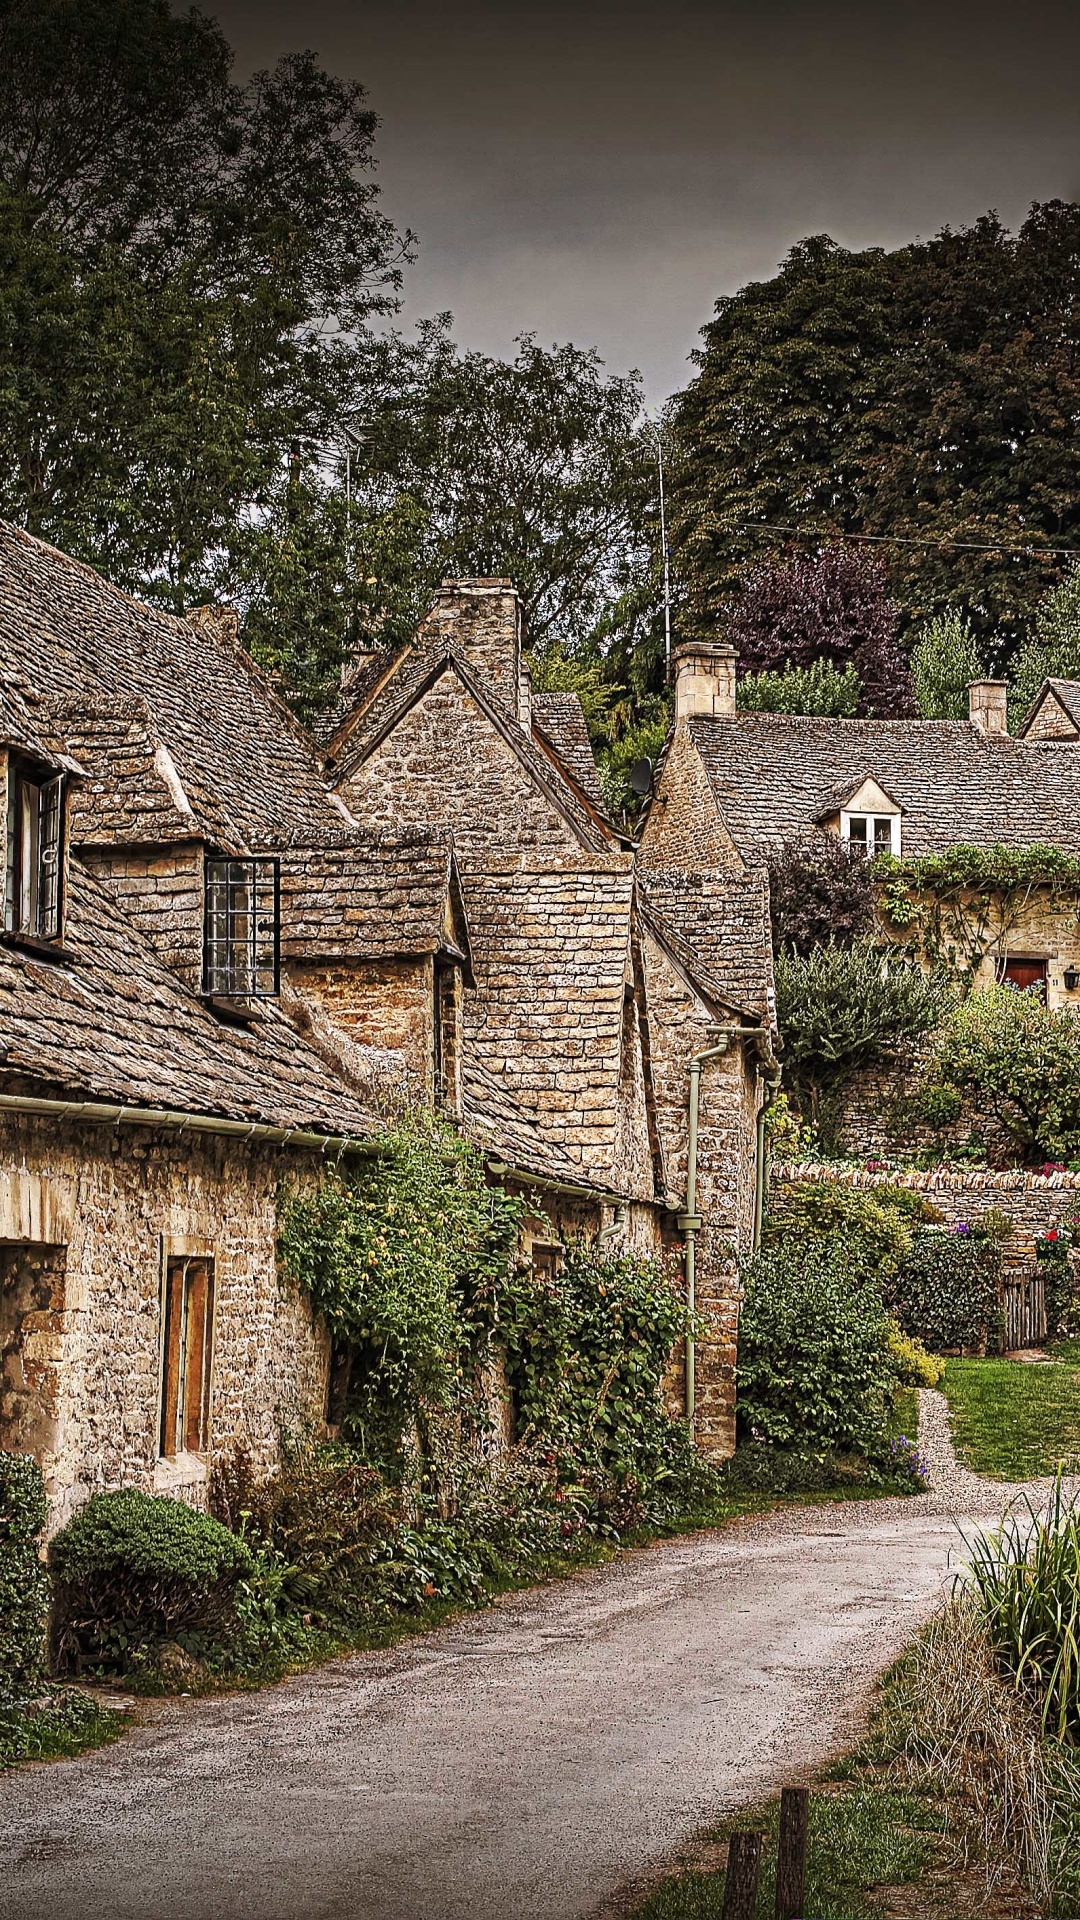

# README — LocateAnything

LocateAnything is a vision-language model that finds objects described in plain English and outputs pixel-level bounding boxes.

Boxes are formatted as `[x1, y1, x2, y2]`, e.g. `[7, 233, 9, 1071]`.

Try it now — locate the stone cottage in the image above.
[0, 530, 772, 1514]
[644, 643, 1080, 1003]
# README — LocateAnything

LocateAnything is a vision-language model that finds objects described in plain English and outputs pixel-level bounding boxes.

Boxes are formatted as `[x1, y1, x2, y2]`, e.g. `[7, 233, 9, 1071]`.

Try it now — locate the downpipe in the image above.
[752, 1069, 783, 1252]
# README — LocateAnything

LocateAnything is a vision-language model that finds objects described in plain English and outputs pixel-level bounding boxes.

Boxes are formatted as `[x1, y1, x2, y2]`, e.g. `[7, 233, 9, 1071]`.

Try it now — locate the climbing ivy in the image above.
[874, 844, 1080, 984]
[278, 1113, 524, 1463]
[497, 1244, 696, 1488]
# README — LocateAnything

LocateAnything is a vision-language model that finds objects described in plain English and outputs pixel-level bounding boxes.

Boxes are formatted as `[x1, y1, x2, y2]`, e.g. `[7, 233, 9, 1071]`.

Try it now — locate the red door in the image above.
[1000, 956, 1048, 996]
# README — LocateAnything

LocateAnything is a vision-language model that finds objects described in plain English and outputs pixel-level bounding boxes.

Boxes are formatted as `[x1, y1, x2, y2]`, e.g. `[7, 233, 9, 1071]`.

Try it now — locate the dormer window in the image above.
[4, 759, 63, 942]
[842, 811, 900, 858]
[203, 856, 279, 998]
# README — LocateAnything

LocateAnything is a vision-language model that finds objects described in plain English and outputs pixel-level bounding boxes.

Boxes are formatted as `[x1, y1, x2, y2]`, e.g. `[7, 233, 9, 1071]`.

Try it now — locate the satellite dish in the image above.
[629, 757, 654, 797]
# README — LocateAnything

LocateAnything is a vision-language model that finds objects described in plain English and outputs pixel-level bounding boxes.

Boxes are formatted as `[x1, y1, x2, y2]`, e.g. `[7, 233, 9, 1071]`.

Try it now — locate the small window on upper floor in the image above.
[4, 759, 63, 943]
[203, 855, 279, 998]
[841, 811, 900, 859]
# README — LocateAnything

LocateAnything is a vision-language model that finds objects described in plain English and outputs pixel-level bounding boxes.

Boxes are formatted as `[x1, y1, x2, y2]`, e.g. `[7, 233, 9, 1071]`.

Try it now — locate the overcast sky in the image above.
[214, 0, 1080, 402]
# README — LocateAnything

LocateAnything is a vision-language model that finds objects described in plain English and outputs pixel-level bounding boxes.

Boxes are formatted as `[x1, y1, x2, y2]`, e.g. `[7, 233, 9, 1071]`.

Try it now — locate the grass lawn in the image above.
[942, 1355, 1080, 1479]
[633, 1785, 941, 1920]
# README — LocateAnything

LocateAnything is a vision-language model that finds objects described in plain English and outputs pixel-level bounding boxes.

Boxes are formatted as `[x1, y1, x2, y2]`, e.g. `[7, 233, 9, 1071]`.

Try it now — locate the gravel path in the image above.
[0, 1397, 1062, 1920]
[915, 1385, 1080, 1518]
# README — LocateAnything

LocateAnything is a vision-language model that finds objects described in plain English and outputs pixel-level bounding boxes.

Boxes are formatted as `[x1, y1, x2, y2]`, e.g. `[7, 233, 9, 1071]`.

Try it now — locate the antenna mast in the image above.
[657, 430, 672, 673]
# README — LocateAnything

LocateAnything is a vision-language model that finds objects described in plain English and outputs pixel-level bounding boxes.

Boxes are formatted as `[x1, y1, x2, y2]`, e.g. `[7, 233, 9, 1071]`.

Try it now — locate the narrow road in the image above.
[0, 1476, 985, 1920]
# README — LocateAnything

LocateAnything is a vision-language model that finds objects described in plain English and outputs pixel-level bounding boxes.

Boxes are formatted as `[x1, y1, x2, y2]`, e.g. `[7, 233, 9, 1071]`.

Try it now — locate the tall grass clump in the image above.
[966, 1480, 1080, 1745]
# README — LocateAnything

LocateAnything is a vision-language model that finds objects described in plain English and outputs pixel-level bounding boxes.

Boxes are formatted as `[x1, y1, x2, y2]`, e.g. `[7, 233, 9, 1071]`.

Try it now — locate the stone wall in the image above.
[287, 957, 437, 1102]
[80, 842, 204, 990]
[0, 1115, 330, 1528]
[770, 1161, 1080, 1273]
[641, 922, 763, 1458]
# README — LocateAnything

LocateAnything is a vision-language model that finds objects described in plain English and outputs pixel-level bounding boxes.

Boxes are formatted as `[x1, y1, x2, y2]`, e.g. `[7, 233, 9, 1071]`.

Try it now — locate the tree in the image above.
[775, 940, 953, 1140]
[725, 547, 915, 717]
[672, 204, 1080, 652]
[0, 0, 408, 601]
[344, 319, 653, 651]
[738, 657, 860, 717]
[766, 834, 876, 956]
[932, 984, 1080, 1164]
[911, 611, 985, 719]
[1010, 564, 1080, 719]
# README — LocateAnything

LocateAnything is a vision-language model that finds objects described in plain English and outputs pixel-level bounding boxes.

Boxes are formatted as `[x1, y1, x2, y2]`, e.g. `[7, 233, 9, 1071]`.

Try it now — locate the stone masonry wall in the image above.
[642, 924, 763, 1458]
[0, 1116, 330, 1528]
[287, 957, 436, 1102]
[80, 842, 205, 990]
[770, 1161, 1080, 1274]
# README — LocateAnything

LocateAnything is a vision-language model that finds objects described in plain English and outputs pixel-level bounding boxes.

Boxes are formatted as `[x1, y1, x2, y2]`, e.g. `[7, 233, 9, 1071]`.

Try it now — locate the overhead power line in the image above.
[735, 519, 1080, 560]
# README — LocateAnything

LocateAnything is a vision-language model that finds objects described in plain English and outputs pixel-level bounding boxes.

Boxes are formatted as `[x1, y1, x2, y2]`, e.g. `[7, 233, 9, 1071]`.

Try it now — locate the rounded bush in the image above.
[0, 1451, 49, 1706]
[49, 1488, 254, 1672]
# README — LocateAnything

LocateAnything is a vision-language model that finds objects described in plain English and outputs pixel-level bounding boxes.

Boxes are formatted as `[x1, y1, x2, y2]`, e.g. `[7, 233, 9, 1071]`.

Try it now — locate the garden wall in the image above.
[770, 1161, 1080, 1274]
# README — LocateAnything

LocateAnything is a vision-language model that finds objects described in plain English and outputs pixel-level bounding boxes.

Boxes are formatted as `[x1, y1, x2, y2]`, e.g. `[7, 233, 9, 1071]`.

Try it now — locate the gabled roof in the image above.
[461, 1055, 618, 1197]
[0, 676, 76, 773]
[637, 871, 776, 1028]
[0, 521, 342, 849]
[1018, 678, 1080, 737]
[277, 829, 472, 975]
[324, 641, 627, 855]
[531, 692, 605, 809]
[686, 713, 1080, 861]
[53, 696, 229, 848]
[0, 858, 379, 1139]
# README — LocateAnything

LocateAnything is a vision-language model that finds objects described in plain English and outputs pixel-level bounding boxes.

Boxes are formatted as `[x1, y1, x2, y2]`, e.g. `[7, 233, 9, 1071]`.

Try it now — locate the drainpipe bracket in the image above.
[676, 1211, 703, 1232]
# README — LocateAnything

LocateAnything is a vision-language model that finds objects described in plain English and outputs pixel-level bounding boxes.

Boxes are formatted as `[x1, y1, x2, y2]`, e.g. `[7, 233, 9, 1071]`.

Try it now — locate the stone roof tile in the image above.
[689, 713, 1080, 860]
[0, 858, 378, 1138]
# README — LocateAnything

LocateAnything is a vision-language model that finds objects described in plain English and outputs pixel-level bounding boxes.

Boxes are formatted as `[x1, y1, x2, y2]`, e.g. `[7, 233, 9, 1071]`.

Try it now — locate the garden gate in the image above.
[1002, 1272, 1047, 1350]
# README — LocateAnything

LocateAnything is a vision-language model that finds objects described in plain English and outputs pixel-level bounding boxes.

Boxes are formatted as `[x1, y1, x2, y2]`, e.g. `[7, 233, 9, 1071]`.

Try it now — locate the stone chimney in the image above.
[674, 642, 737, 721]
[422, 579, 527, 722]
[968, 680, 1009, 737]
[186, 603, 241, 652]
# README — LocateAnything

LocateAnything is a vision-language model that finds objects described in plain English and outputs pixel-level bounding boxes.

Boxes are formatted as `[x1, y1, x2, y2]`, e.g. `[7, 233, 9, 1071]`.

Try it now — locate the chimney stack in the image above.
[968, 680, 1009, 737]
[674, 643, 737, 721]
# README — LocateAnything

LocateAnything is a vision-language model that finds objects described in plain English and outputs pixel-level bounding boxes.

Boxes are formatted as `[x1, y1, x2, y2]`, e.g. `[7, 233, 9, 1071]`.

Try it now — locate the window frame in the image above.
[158, 1252, 216, 1458]
[202, 854, 280, 999]
[4, 756, 64, 943]
[840, 809, 900, 859]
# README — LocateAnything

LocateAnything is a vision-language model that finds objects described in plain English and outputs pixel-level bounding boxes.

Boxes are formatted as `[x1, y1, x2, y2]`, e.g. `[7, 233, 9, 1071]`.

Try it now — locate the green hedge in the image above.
[883, 1228, 1002, 1353]
[0, 1452, 48, 1707]
[737, 1242, 894, 1456]
[764, 1180, 942, 1282]
[49, 1488, 254, 1672]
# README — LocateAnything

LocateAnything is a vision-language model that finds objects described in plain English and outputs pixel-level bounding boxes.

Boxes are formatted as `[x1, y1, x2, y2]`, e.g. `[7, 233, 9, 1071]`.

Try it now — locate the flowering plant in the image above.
[889, 1434, 929, 1488]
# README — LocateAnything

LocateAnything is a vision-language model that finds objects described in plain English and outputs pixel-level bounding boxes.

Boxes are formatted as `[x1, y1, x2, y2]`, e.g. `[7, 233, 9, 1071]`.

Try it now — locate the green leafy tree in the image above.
[673, 204, 1080, 650]
[775, 940, 953, 1139]
[911, 611, 986, 719]
[738, 656, 861, 716]
[931, 984, 1080, 1163]
[1011, 565, 1080, 719]
[0, 0, 408, 601]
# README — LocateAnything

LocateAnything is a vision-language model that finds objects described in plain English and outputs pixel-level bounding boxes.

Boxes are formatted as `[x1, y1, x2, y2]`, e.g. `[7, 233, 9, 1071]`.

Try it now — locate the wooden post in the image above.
[774, 1786, 810, 1920]
[722, 1830, 763, 1920]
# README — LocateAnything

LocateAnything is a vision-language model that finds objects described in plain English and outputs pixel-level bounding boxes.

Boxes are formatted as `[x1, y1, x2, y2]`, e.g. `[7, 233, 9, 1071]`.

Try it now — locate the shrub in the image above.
[775, 940, 953, 1140]
[49, 1489, 254, 1672]
[884, 1227, 1002, 1353]
[498, 1244, 695, 1496]
[736, 1242, 894, 1456]
[764, 1179, 941, 1282]
[210, 1444, 400, 1629]
[0, 1452, 48, 1707]
[278, 1113, 523, 1466]
[886, 1322, 946, 1389]
[932, 985, 1080, 1164]
[766, 833, 875, 958]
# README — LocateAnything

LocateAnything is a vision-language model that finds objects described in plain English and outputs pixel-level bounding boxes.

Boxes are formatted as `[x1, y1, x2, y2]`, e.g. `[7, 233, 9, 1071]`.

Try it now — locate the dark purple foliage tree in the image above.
[767, 832, 876, 956]
[727, 546, 916, 717]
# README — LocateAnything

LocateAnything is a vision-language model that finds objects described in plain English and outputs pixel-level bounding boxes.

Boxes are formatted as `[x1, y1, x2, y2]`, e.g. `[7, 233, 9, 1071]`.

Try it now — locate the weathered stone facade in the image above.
[0, 1117, 331, 1530]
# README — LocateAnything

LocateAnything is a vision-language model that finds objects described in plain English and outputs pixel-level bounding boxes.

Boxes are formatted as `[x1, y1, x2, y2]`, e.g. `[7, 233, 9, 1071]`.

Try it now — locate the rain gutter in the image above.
[0, 1091, 375, 1157]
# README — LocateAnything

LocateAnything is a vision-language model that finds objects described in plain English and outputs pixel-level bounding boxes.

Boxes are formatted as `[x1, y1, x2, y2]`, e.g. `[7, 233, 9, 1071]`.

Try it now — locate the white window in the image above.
[841, 811, 900, 858]
[4, 759, 63, 941]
